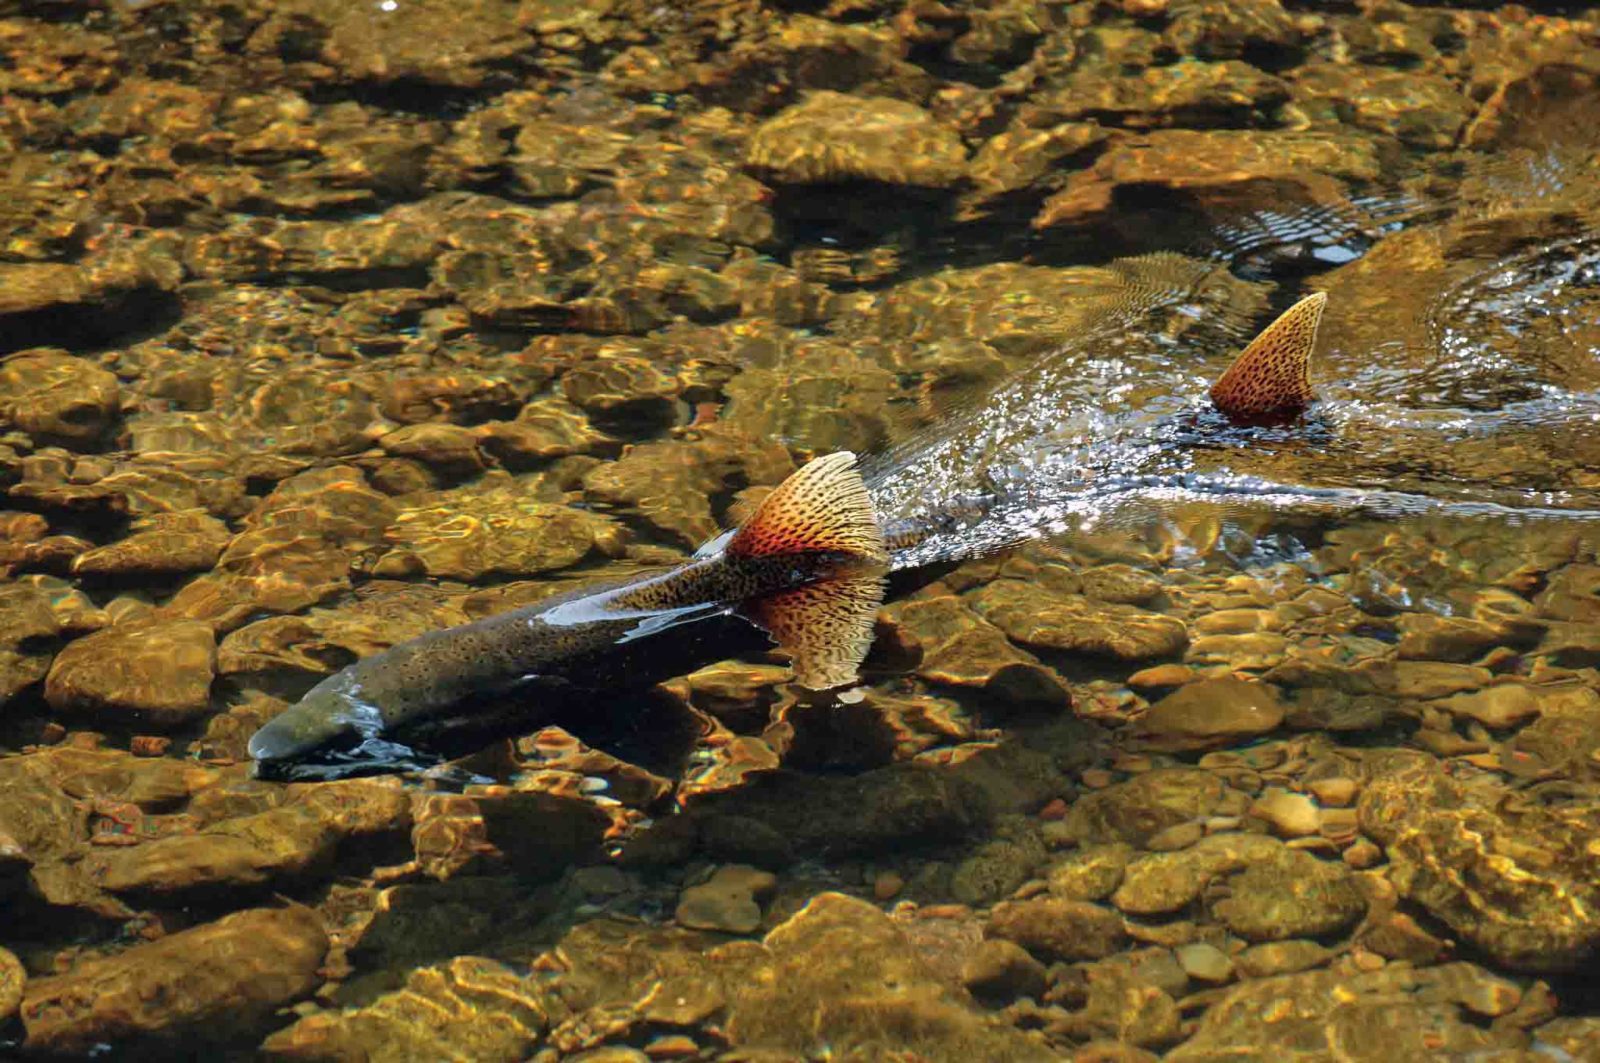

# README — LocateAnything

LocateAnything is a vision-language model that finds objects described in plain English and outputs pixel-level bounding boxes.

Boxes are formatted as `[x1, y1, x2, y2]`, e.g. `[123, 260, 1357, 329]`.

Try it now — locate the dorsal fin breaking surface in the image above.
[726, 451, 887, 564]
[1209, 292, 1327, 420]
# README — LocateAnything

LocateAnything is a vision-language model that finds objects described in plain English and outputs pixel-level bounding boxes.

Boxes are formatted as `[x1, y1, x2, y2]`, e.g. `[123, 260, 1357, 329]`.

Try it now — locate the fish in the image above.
[249, 297, 1326, 779]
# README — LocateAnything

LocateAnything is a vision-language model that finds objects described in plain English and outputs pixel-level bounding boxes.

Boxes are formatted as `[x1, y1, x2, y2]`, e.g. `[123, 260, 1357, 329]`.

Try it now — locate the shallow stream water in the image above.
[2, 1, 1600, 1059]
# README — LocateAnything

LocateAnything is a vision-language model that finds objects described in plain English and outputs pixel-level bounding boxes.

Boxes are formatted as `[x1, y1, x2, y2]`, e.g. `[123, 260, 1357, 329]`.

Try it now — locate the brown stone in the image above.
[21, 906, 327, 1054]
[44, 619, 216, 726]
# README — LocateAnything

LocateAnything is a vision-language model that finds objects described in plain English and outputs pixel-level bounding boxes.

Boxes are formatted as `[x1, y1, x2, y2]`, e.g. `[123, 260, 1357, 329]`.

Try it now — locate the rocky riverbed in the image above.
[2, 0, 1600, 1058]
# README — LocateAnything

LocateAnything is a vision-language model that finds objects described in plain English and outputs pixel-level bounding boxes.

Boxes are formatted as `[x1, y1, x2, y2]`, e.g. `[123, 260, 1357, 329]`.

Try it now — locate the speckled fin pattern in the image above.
[726, 451, 888, 564]
[1209, 291, 1327, 419]
[744, 572, 887, 689]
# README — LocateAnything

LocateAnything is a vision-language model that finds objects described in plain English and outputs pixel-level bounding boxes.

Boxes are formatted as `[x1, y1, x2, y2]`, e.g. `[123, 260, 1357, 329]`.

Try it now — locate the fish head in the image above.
[247, 674, 426, 780]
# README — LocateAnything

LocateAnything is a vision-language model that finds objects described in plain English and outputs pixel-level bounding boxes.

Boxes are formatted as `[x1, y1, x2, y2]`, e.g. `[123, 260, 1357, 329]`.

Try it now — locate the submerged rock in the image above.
[0, 946, 22, 1025]
[986, 897, 1127, 963]
[966, 579, 1189, 663]
[1166, 963, 1531, 1060]
[675, 864, 777, 935]
[727, 892, 1055, 1061]
[82, 780, 410, 896]
[21, 905, 327, 1054]
[1137, 677, 1285, 751]
[70, 509, 232, 578]
[1360, 755, 1600, 972]
[378, 474, 622, 580]
[261, 955, 549, 1062]
[746, 92, 968, 188]
[43, 618, 216, 726]
[0, 349, 122, 447]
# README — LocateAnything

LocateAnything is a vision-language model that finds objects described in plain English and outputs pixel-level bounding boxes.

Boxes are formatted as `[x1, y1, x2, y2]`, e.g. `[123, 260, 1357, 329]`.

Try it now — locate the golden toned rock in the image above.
[84, 780, 409, 894]
[1026, 60, 1290, 130]
[380, 473, 622, 580]
[676, 864, 777, 935]
[987, 897, 1127, 963]
[727, 892, 1055, 1060]
[1359, 755, 1600, 971]
[0, 582, 60, 701]
[961, 938, 1047, 1002]
[71, 509, 231, 578]
[44, 618, 216, 726]
[0, 946, 22, 1024]
[1138, 677, 1284, 751]
[261, 955, 549, 1061]
[0, 349, 121, 447]
[1249, 788, 1321, 838]
[746, 92, 968, 187]
[21, 906, 327, 1054]
[966, 579, 1189, 663]
[1166, 963, 1529, 1060]
[879, 593, 1072, 709]
[1435, 682, 1545, 729]
[1034, 129, 1382, 232]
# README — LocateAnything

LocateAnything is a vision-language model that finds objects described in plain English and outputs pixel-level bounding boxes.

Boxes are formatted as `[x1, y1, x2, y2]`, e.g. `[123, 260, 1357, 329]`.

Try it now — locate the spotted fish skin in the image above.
[248, 453, 887, 772]
[1209, 292, 1327, 420]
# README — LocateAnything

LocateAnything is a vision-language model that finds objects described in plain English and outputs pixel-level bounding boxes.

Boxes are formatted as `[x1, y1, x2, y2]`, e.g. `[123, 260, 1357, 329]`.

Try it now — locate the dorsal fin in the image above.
[745, 571, 885, 689]
[726, 451, 887, 564]
[1209, 292, 1327, 421]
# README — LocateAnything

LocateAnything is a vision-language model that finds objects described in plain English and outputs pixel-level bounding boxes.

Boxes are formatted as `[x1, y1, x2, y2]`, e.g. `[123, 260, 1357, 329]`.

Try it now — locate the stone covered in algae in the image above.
[1165, 963, 1533, 1061]
[81, 779, 410, 896]
[43, 617, 216, 726]
[377, 472, 624, 581]
[1359, 752, 1600, 972]
[690, 15, 935, 113]
[1024, 60, 1290, 130]
[1136, 676, 1286, 751]
[966, 578, 1190, 663]
[20, 905, 328, 1055]
[70, 509, 232, 578]
[1059, 768, 1228, 848]
[879, 592, 1073, 709]
[726, 892, 1057, 1061]
[746, 92, 969, 188]
[261, 955, 550, 1061]
[0, 582, 60, 702]
[0, 349, 122, 447]
[1033, 129, 1384, 232]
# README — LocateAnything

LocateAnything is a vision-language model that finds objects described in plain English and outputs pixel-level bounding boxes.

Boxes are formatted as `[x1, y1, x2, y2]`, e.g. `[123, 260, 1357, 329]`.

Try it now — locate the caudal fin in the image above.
[1209, 292, 1327, 420]
[727, 451, 887, 564]
[729, 452, 887, 690]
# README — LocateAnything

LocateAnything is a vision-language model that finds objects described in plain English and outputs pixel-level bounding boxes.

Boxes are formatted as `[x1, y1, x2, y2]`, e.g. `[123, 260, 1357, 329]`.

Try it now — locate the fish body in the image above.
[250, 451, 890, 776]
[250, 298, 1327, 778]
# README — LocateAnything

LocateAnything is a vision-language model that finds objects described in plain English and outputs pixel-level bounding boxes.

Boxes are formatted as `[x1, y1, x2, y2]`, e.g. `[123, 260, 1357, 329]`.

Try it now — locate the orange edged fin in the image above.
[726, 451, 887, 564]
[744, 571, 886, 690]
[1209, 292, 1326, 420]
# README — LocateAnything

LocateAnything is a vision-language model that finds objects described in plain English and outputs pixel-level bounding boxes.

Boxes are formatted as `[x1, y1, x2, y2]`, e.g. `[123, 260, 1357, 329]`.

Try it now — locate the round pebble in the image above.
[1250, 789, 1321, 837]
[1175, 942, 1233, 985]
[1342, 838, 1383, 869]
[1306, 777, 1359, 806]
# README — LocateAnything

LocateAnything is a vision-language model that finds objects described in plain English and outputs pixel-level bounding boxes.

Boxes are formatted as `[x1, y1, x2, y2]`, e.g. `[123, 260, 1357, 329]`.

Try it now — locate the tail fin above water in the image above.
[728, 452, 888, 690]
[1209, 292, 1327, 420]
[727, 451, 888, 564]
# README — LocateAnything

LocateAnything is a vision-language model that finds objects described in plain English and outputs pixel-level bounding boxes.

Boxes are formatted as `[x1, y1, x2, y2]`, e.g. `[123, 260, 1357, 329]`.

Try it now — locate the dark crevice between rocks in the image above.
[0, 291, 183, 357]
[229, 265, 435, 294]
[302, 77, 520, 121]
